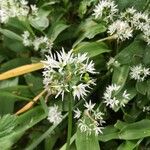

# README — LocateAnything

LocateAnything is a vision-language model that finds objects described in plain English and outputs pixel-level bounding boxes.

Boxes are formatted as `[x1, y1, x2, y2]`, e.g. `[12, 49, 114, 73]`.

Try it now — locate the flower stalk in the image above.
[66, 91, 73, 150]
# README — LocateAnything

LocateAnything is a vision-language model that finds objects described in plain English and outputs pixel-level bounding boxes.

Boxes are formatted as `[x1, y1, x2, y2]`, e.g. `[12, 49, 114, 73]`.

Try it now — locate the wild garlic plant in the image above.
[0, 0, 150, 149]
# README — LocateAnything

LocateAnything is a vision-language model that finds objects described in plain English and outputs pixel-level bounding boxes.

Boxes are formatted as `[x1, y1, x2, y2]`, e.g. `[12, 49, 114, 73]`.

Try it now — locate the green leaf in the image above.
[143, 45, 150, 65]
[73, 19, 106, 47]
[0, 114, 18, 138]
[147, 80, 150, 100]
[0, 28, 22, 41]
[114, 120, 129, 130]
[25, 113, 67, 150]
[116, 40, 146, 65]
[76, 116, 100, 150]
[29, 16, 49, 31]
[24, 73, 43, 95]
[98, 126, 119, 142]
[74, 42, 110, 58]
[78, 0, 96, 18]
[112, 65, 129, 91]
[0, 58, 31, 73]
[119, 119, 150, 140]
[0, 106, 46, 150]
[0, 78, 18, 89]
[48, 22, 69, 41]
[0, 91, 30, 114]
[117, 140, 142, 150]
[136, 81, 147, 95]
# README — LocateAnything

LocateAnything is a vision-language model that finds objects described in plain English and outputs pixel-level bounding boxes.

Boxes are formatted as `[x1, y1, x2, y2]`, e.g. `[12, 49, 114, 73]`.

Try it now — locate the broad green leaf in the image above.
[116, 40, 146, 65]
[147, 80, 150, 100]
[29, 16, 49, 31]
[143, 45, 150, 65]
[112, 65, 129, 91]
[0, 58, 31, 73]
[0, 28, 22, 41]
[0, 114, 18, 138]
[0, 106, 46, 150]
[114, 120, 128, 130]
[117, 140, 142, 150]
[74, 42, 110, 58]
[0, 78, 18, 89]
[116, 0, 148, 11]
[48, 22, 69, 41]
[76, 116, 100, 150]
[136, 81, 147, 95]
[78, 0, 96, 18]
[24, 73, 43, 95]
[119, 119, 150, 140]
[0, 91, 30, 114]
[98, 126, 119, 142]
[25, 113, 67, 150]
[0, 86, 33, 99]
[73, 19, 106, 47]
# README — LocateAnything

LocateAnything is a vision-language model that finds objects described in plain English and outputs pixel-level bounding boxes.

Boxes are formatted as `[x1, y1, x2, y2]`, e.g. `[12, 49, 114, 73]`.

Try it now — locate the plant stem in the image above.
[66, 92, 73, 150]
[97, 34, 117, 42]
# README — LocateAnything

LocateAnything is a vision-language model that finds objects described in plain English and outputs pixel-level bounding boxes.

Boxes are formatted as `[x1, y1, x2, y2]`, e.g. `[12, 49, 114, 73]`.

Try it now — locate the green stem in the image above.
[66, 92, 73, 150]
[97, 34, 117, 42]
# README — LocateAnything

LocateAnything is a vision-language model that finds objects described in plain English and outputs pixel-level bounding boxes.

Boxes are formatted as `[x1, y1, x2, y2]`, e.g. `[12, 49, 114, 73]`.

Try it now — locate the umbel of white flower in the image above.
[130, 64, 150, 82]
[74, 100, 105, 136]
[47, 105, 63, 125]
[103, 84, 130, 109]
[22, 31, 53, 51]
[93, 0, 118, 22]
[107, 20, 133, 41]
[0, 0, 38, 23]
[42, 48, 97, 101]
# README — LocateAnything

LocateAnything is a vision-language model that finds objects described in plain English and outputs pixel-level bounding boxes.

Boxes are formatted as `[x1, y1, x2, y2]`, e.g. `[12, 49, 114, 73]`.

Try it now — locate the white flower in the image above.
[22, 31, 32, 46]
[107, 20, 133, 41]
[72, 84, 90, 100]
[120, 7, 137, 24]
[42, 48, 96, 101]
[122, 90, 130, 100]
[74, 108, 82, 119]
[143, 106, 150, 112]
[47, 105, 63, 125]
[93, 126, 104, 136]
[84, 100, 95, 111]
[21, 32, 53, 51]
[78, 119, 89, 133]
[132, 12, 149, 31]
[130, 64, 150, 81]
[142, 24, 150, 45]
[103, 84, 120, 109]
[0, 0, 30, 23]
[93, 0, 118, 22]
[94, 112, 104, 120]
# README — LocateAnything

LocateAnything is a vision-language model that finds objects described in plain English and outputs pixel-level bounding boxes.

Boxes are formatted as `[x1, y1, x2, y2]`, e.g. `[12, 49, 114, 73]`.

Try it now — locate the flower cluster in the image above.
[120, 7, 150, 44]
[143, 106, 150, 113]
[93, 0, 118, 22]
[93, 0, 150, 43]
[103, 84, 130, 109]
[22, 31, 53, 51]
[130, 64, 150, 82]
[107, 20, 133, 41]
[0, 0, 38, 23]
[42, 49, 97, 101]
[74, 101, 105, 136]
[47, 105, 63, 125]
